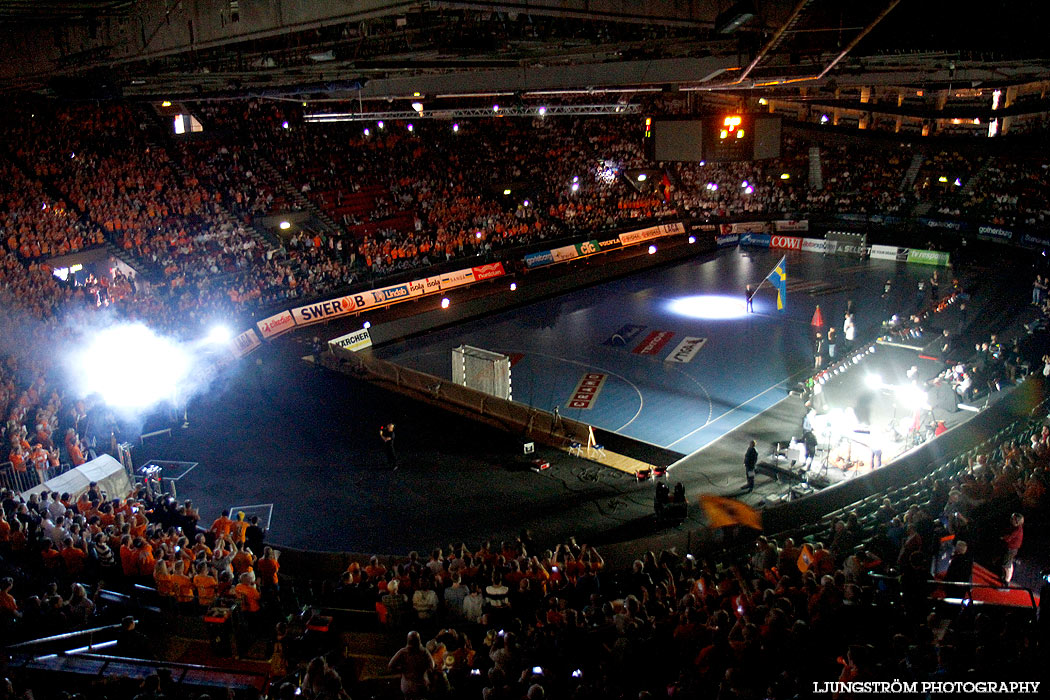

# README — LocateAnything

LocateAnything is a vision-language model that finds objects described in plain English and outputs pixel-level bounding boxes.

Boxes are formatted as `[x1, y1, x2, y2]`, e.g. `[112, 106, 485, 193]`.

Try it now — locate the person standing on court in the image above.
[380, 423, 398, 470]
[745, 284, 754, 313]
[744, 440, 758, 493]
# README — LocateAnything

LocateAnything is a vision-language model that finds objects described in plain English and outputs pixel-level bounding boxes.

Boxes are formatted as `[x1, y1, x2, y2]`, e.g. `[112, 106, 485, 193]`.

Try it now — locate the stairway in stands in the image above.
[250, 155, 348, 238]
[902, 152, 925, 188]
[135, 103, 281, 251]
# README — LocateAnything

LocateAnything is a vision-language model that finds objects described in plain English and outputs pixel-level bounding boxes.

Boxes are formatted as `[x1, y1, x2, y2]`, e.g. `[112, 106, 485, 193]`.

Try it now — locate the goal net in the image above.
[452, 345, 512, 400]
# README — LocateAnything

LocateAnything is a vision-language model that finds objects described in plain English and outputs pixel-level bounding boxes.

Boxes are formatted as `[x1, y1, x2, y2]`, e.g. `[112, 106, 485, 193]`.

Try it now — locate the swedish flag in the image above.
[766, 256, 787, 311]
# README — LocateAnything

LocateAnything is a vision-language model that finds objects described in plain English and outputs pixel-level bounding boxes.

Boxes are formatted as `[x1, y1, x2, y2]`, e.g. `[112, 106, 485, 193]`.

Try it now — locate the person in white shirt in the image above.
[843, 313, 856, 351]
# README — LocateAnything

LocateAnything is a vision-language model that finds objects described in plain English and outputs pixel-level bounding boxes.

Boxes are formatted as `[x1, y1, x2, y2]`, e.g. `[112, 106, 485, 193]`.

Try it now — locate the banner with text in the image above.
[869, 244, 909, 262]
[769, 235, 803, 251]
[231, 328, 262, 357]
[774, 219, 809, 232]
[617, 222, 685, 246]
[906, 248, 951, 266]
[739, 233, 771, 248]
[256, 310, 296, 339]
[328, 328, 373, 352]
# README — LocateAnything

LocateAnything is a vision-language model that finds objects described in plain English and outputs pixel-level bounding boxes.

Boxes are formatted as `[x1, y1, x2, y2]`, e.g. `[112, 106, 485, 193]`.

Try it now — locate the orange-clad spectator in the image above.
[234, 573, 262, 612]
[256, 547, 280, 587]
[0, 512, 10, 546]
[135, 539, 156, 578]
[120, 536, 138, 577]
[231, 511, 249, 544]
[0, 577, 19, 619]
[60, 537, 87, 576]
[40, 541, 63, 573]
[210, 510, 234, 539]
[154, 560, 174, 597]
[170, 561, 196, 605]
[193, 564, 219, 607]
[231, 543, 255, 576]
[365, 555, 387, 580]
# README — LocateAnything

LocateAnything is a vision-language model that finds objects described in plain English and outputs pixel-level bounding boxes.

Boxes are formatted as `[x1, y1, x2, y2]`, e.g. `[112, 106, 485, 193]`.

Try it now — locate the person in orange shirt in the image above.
[170, 561, 196, 606]
[193, 563, 218, 608]
[153, 560, 174, 597]
[231, 511, 249, 545]
[256, 547, 280, 588]
[231, 543, 255, 577]
[210, 510, 234, 540]
[60, 537, 88, 576]
[234, 573, 262, 613]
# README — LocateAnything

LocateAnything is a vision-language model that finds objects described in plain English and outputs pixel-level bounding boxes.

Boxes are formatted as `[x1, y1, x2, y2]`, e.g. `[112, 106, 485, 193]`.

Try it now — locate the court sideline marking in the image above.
[666, 366, 812, 450]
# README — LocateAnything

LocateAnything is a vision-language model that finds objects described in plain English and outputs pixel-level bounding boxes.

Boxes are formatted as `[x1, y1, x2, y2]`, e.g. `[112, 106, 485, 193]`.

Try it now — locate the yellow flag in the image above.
[699, 494, 762, 530]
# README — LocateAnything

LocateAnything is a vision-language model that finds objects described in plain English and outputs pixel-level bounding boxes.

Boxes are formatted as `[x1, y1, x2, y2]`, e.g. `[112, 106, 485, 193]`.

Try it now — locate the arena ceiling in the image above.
[1, 0, 1048, 103]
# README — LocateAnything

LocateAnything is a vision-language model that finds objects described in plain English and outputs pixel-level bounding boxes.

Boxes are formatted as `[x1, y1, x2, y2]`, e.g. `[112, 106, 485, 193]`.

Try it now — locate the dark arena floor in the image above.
[151, 245, 1026, 559]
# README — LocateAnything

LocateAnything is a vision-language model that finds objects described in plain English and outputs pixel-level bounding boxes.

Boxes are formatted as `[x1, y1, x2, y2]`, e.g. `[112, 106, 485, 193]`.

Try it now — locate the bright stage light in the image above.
[648, 245, 657, 254]
[441, 297, 450, 309]
[667, 295, 749, 320]
[688, 236, 696, 244]
[279, 221, 291, 230]
[407, 123, 414, 132]
[377, 121, 384, 129]
[637, 173, 647, 182]
[538, 106, 547, 116]
[411, 102, 424, 112]
[281, 121, 289, 129]
[363, 321, 371, 329]
[452, 123, 459, 132]
[363, 128, 370, 136]
[205, 325, 233, 345]
[510, 282, 517, 291]
[71, 324, 191, 410]
[865, 373, 883, 390]
[571, 183, 579, 192]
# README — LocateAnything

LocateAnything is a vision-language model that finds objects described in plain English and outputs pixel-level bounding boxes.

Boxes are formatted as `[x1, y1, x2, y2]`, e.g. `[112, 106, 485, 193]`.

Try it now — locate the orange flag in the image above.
[699, 494, 762, 530]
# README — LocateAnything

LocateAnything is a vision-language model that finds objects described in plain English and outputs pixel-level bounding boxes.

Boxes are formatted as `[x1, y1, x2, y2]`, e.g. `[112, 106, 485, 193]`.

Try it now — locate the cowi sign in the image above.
[328, 328, 373, 352]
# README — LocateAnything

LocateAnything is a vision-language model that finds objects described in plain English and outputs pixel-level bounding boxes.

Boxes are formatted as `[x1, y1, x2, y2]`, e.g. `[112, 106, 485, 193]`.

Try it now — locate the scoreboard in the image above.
[647, 114, 781, 162]
[706, 115, 753, 162]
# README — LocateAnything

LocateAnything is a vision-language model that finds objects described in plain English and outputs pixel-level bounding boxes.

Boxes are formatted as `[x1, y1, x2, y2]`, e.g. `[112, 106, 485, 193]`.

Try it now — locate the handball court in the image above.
[159, 247, 1012, 557]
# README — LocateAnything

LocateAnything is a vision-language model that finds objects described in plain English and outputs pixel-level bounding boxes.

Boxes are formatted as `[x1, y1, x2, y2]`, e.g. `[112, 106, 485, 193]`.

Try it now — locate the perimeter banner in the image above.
[256, 309, 296, 339]
[524, 250, 555, 268]
[769, 235, 802, 251]
[231, 328, 262, 357]
[328, 328, 373, 352]
[291, 296, 358, 325]
[869, 244, 909, 262]
[906, 248, 951, 266]
[774, 219, 809, 232]
[471, 262, 506, 281]
[739, 233, 771, 248]
[618, 222, 685, 246]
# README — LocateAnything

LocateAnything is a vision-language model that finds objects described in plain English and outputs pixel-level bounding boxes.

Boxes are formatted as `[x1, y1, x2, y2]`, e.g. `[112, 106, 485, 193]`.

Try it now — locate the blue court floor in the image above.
[378, 247, 937, 455]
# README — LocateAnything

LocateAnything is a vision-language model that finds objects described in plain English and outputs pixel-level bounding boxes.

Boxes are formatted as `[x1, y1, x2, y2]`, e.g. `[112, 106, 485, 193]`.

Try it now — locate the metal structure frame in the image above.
[305, 103, 641, 122]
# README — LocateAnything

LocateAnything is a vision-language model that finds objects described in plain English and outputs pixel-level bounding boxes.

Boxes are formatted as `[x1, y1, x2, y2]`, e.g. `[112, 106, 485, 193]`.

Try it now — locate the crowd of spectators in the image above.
[5, 422, 1043, 700]
[5, 99, 1050, 335]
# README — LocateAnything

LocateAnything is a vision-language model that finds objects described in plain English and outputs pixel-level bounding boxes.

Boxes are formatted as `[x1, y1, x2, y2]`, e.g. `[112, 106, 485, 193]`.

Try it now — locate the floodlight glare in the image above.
[865, 374, 883, 390]
[667, 295, 748, 320]
[71, 324, 191, 410]
[637, 173, 647, 182]
[441, 297, 451, 309]
[363, 321, 371, 329]
[648, 245, 657, 254]
[279, 221, 291, 230]
[688, 236, 696, 244]
[205, 325, 233, 345]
